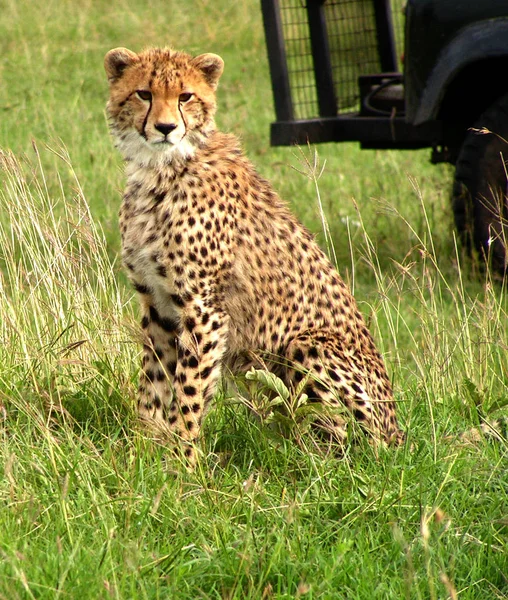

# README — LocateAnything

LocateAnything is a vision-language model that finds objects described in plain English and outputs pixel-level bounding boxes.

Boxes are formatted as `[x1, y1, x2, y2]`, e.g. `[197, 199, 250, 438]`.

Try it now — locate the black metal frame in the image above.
[306, 1, 337, 117]
[373, 0, 398, 72]
[270, 115, 442, 148]
[260, 0, 294, 122]
[261, 0, 442, 149]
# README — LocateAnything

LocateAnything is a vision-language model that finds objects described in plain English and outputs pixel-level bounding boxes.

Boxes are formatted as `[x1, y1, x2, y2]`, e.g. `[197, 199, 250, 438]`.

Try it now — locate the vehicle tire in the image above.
[452, 94, 508, 276]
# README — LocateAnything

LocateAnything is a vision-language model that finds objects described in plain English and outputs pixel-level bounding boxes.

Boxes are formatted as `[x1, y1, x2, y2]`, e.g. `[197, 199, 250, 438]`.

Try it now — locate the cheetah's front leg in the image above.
[138, 299, 179, 430]
[138, 289, 230, 463]
[167, 296, 230, 462]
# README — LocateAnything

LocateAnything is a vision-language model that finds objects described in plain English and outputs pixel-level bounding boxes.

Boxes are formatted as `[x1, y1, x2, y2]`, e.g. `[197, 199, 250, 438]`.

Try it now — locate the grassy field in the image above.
[0, 0, 507, 598]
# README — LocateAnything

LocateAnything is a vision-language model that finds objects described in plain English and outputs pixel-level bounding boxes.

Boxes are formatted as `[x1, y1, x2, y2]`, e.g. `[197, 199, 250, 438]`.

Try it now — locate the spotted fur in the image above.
[104, 46, 403, 463]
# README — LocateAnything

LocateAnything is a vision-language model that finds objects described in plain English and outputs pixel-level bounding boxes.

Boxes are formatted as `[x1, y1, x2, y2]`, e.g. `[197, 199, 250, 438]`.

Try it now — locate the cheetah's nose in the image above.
[154, 123, 177, 136]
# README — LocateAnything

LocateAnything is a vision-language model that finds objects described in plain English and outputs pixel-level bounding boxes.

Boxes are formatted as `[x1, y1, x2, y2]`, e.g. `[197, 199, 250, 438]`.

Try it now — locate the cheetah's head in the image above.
[104, 47, 224, 167]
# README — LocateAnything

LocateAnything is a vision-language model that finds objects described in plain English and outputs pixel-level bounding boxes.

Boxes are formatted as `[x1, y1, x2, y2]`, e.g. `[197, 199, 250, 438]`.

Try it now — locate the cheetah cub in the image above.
[104, 46, 403, 462]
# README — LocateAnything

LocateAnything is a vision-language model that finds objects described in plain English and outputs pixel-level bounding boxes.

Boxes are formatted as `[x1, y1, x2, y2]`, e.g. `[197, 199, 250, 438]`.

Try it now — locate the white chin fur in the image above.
[113, 130, 196, 168]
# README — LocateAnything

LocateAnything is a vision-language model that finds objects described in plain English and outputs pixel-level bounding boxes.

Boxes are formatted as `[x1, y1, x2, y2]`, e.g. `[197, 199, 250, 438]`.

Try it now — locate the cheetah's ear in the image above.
[191, 53, 224, 90]
[104, 47, 138, 83]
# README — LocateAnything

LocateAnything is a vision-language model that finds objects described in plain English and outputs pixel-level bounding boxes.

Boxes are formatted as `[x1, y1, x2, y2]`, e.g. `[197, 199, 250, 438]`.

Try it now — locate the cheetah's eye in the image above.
[136, 90, 152, 102]
[179, 92, 193, 103]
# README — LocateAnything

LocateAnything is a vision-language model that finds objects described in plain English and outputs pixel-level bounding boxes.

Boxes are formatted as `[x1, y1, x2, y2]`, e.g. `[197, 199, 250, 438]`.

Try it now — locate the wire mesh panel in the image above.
[276, 0, 405, 119]
[391, 0, 406, 57]
[279, 0, 320, 119]
[325, 1, 382, 111]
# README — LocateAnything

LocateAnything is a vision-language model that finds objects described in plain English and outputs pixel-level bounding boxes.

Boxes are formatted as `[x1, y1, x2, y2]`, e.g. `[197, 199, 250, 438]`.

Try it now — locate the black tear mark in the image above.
[141, 99, 153, 139]
[178, 100, 188, 138]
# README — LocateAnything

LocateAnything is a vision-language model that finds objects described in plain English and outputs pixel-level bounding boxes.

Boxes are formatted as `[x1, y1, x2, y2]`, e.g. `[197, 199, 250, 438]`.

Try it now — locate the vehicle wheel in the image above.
[452, 94, 508, 276]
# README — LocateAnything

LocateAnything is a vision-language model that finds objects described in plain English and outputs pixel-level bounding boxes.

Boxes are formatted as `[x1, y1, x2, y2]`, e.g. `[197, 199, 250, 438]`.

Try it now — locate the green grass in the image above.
[0, 0, 507, 598]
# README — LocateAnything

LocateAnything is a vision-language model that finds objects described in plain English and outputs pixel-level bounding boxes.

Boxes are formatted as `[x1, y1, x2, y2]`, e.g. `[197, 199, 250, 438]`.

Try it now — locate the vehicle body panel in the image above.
[405, 0, 508, 124]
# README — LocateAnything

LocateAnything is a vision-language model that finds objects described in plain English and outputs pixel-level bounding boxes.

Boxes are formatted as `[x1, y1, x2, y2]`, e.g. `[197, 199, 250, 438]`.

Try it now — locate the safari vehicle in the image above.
[260, 0, 508, 275]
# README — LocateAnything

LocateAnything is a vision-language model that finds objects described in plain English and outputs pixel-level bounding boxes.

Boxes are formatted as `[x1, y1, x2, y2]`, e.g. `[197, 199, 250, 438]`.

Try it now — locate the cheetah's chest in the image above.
[119, 194, 178, 307]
